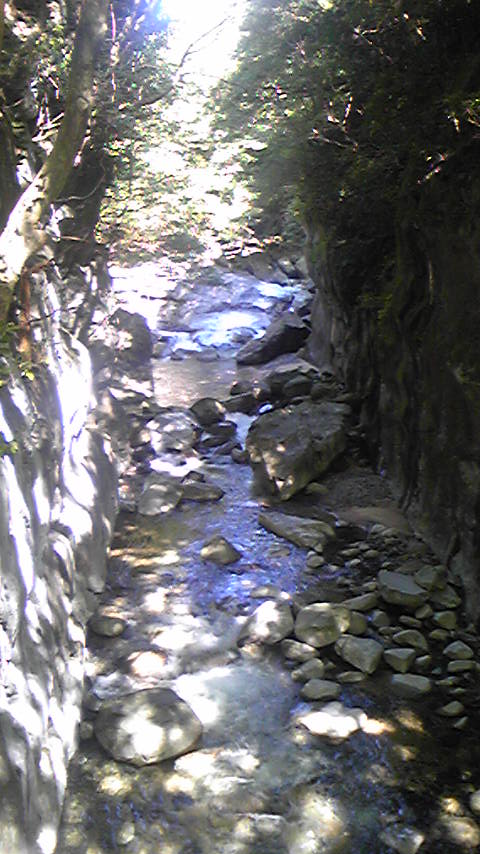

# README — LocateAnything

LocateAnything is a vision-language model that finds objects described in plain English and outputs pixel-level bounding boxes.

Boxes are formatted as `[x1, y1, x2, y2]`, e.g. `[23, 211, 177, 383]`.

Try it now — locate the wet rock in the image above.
[348, 612, 368, 635]
[391, 674, 432, 697]
[334, 635, 383, 674]
[414, 564, 447, 591]
[444, 640, 474, 659]
[378, 570, 428, 610]
[200, 536, 241, 565]
[380, 824, 425, 854]
[247, 401, 348, 500]
[138, 475, 183, 515]
[94, 688, 202, 766]
[236, 312, 309, 365]
[281, 639, 318, 661]
[296, 701, 367, 739]
[201, 420, 237, 447]
[258, 510, 334, 549]
[295, 603, 350, 648]
[414, 655, 433, 673]
[190, 397, 226, 427]
[301, 679, 341, 700]
[241, 600, 294, 645]
[371, 610, 390, 629]
[384, 648, 417, 673]
[291, 659, 326, 682]
[392, 629, 429, 652]
[152, 410, 201, 452]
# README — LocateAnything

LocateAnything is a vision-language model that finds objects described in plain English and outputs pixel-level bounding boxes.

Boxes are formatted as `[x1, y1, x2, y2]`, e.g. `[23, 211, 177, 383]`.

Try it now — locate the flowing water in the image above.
[56, 263, 480, 854]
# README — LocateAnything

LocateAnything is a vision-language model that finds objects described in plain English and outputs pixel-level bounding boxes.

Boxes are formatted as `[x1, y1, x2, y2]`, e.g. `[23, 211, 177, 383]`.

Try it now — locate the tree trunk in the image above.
[0, 0, 109, 323]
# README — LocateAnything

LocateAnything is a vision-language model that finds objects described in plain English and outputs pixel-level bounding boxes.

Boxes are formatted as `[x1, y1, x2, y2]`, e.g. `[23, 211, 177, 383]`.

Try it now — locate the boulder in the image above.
[200, 536, 241, 565]
[246, 401, 349, 500]
[300, 679, 341, 701]
[259, 510, 334, 549]
[378, 570, 428, 610]
[94, 688, 202, 766]
[391, 674, 432, 697]
[190, 397, 226, 427]
[295, 603, 350, 648]
[236, 312, 309, 365]
[181, 480, 225, 502]
[138, 475, 183, 516]
[111, 308, 153, 364]
[384, 648, 417, 673]
[242, 600, 294, 645]
[334, 635, 383, 674]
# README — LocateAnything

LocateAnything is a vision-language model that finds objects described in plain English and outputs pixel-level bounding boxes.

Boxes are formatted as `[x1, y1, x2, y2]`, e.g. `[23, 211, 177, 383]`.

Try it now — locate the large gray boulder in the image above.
[246, 401, 349, 500]
[94, 688, 202, 766]
[236, 312, 309, 365]
[258, 510, 334, 549]
[111, 308, 153, 364]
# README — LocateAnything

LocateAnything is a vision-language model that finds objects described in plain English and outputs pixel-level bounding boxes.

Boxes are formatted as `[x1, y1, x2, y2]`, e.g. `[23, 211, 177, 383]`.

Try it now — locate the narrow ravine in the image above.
[56, 260, 480, 854]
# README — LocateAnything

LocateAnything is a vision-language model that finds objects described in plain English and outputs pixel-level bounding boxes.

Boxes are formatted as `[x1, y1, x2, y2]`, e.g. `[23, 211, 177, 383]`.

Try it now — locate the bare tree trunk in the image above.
[0, 0, 109, 323]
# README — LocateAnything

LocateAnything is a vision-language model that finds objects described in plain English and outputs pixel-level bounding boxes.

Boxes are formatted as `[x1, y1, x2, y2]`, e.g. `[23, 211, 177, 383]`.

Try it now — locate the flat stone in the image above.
[447, 659, 475, 674]
[296, 701, 367, 739]
[437, 701, 465, 717]
[291, 659, 326, 682]
[384, 648, 417, 673]
[306, 553, 325, 569]
[181, 481, 225, 502]
[392, 629, 428, 652]
[242, 600, 294, 645]
[337, 671, 366, 684]
[399, 616, 422, 629]
[236, 311, 309, 366]
[391, 674, 432, 697]
[300, 679, 341, 700]
[94, 688, 202, 766]
[378, 571, 428, 610]
[258, 510, 334, 549]
[340, 592, 378, 612]
[281, 639, 318, 661]
[415, 604, 433, 620]
[444, 640, 474, 660]
[429, 628, 450, 641]
[335, 635, 383, 674]
[200, 536, 241, 565]
[295, 603, 351, 648]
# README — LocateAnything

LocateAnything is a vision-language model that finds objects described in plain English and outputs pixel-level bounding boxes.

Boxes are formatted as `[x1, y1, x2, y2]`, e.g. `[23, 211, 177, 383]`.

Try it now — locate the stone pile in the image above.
[241, 521, 479, 733]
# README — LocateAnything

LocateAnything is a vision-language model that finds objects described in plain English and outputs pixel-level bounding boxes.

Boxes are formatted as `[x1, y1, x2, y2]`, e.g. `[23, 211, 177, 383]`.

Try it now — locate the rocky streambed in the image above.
[56, 258, 480, 854]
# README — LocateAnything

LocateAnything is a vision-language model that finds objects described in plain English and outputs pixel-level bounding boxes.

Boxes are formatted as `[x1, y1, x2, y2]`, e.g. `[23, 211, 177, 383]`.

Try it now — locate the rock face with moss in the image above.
[306, 142, 480, 618]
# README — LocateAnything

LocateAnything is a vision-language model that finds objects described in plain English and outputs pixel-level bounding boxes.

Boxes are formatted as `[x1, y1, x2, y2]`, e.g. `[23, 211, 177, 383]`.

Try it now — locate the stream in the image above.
[56, 260, 480, 854]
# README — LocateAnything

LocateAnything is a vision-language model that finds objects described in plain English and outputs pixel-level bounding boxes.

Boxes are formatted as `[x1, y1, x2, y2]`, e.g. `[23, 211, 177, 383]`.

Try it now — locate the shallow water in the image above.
[56, 264, 480, 854]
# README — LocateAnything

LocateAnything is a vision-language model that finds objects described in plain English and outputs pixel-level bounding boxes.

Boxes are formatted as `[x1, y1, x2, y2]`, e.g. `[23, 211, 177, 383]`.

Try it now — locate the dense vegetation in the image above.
[215, 0, 480, 309]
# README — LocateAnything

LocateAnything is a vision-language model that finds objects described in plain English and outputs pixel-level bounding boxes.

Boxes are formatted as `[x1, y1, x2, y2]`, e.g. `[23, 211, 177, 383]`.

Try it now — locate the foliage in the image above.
[214, 0, 480, 291]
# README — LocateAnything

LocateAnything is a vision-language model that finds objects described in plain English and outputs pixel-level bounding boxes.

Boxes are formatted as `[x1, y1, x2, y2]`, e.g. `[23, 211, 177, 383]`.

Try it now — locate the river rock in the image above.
[258, 510, 334, 549]
[414, 564, 447, 591]
[334, 635, 383, 674]
[341, 592, 378, 612]
[111, 308, 153, 364]
[378, 571, 428, 610]
[291, 659, 326, 682]
[295, 603, 350, 648]
[392, 629, 428, 652]
[281, 639, 318, 661]
[88, 612, 127, 638]
[431, 585, 461, 609]
[384, 647, 417, 673]
[181, 480, 225, 502]
[443, 640, 474, 659]
[300, 679, 341, 700]
[200, 536, 241, 565]
[437, 701, 465, 717]
[242, 600, 294, 645]
[246, 401, 349, 500]
[138, 475, 183, 516]
[190, 397, 226, 427]
[380, 824, 425, 854]
[296, 701, 367, 739]
[94, 688, 202, 766]
[236, 311, 309, 365]
[391, 674, 432, 697]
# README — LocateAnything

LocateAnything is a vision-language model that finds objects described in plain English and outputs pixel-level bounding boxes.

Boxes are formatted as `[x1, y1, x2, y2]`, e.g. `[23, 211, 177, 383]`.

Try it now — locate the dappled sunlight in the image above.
[142, 588, 167, 615]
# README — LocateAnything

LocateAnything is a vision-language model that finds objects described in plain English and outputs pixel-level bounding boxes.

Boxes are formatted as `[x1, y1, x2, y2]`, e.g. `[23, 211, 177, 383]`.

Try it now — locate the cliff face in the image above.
[306, 143, 480, 619]
[0, 261, 118, 854]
